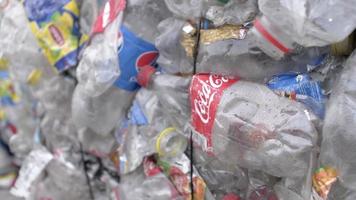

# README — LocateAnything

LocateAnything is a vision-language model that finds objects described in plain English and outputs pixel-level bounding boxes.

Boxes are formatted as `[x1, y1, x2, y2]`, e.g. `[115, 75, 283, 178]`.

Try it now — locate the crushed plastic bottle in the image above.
[118, 158, 182, 200]
[193, 147, 248, 199]
[189, 74, 318, 178]
[156, 17, 329, 79]
[73, 0, 168, 135]
[320, 51, 356, 192]
[252, 0, 356, 59]
[119, 88, 187, 174]
[76, 0, 125, 97]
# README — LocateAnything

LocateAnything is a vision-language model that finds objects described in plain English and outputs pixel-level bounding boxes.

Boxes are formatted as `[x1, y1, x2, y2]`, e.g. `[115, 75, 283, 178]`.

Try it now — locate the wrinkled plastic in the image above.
[320, 51, 356, 191]
[124, 0, 171, 43]
[164, 0, 257, 24]
[119, 88, 187, 174]
[197, 31, 329, 80]
[190, 74, 318, 178]
[254, 0, 356, 59]
[155, 18, 194, 74]
[118, 160, 182, 200]
[72, 84, 134, 135]
[76, 0, 125, 97]
[193, 147, 248, 199]
[0, 0, 55, 83]
[205, 0, 258, 26]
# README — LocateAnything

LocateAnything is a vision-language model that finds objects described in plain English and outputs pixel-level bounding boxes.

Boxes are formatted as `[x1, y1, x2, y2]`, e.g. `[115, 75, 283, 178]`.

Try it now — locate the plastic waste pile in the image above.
[0, 0, 356, 199]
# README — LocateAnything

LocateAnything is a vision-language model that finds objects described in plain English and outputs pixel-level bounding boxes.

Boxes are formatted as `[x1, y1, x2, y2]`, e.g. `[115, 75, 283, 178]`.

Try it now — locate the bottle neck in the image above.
[250, 15, 295, 60]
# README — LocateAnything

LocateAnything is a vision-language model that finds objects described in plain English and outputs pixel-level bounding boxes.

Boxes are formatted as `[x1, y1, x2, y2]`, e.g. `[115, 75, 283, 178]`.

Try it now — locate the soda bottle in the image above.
[73, 0, 168, 135]
[251, 0, 356, 60]
[196, 20, 329, 79]
[189, 73, 318, 179]
[155, 17, 329, 79]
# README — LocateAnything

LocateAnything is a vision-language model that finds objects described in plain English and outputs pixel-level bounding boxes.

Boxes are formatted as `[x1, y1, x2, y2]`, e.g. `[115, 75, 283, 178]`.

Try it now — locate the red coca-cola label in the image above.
[92, 0, 126, 34]
[190, 74, 238, 153]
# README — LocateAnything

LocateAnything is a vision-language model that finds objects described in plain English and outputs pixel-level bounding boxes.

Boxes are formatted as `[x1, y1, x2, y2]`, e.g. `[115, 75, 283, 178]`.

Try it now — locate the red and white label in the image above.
[190, 74, 238, 153]
[92, 0, 126, 34]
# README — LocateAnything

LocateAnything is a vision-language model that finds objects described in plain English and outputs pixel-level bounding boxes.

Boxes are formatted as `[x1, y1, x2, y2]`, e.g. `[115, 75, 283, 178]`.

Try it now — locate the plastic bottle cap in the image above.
[156, 127, 185, 157]
[137, 65, 156, 88]
[27, 69, 43, 86]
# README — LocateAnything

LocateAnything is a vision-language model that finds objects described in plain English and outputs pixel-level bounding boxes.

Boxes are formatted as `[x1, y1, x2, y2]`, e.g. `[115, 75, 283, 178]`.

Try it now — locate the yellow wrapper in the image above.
[200, 24, 247, 44]
[181, 34, 196, 58]
[25, 0, 87, 72]
[0, 59, 8, 70]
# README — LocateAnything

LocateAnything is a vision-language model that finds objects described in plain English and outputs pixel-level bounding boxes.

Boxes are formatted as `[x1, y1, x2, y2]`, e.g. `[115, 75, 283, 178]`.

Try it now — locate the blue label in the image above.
[114, 26, 159, 91]
[267, 72, 326, 118]
[0, 71, 9, 79]
[129, 100, 149, 126]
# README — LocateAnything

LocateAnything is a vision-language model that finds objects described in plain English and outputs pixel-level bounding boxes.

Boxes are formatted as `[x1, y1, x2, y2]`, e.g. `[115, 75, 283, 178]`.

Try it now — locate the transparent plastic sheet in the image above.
[326, 180, 356, 200]
[124, 0, 172, 43]
[34, 76, 76, 119]
[78, 127, 117, 156]
[149, 74, 192, 130]
[40, 115, 79, 153]
[193, 147, 248, 199]
[72, 84, 134, 135]
[245, 170, 279, 200]
[205, 0, 258, 26]
[320, 51, 356, 191]
[118, 160, 183, 200]
[164, 0, 205, 19]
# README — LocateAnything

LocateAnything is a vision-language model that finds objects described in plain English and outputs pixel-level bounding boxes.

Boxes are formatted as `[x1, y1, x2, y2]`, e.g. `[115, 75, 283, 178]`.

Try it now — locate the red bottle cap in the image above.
[137, 65, 156, 88]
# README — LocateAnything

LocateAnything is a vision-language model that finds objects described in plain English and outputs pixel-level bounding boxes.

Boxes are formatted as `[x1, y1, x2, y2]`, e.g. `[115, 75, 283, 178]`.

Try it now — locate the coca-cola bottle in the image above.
[189, 73, 318, 179]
